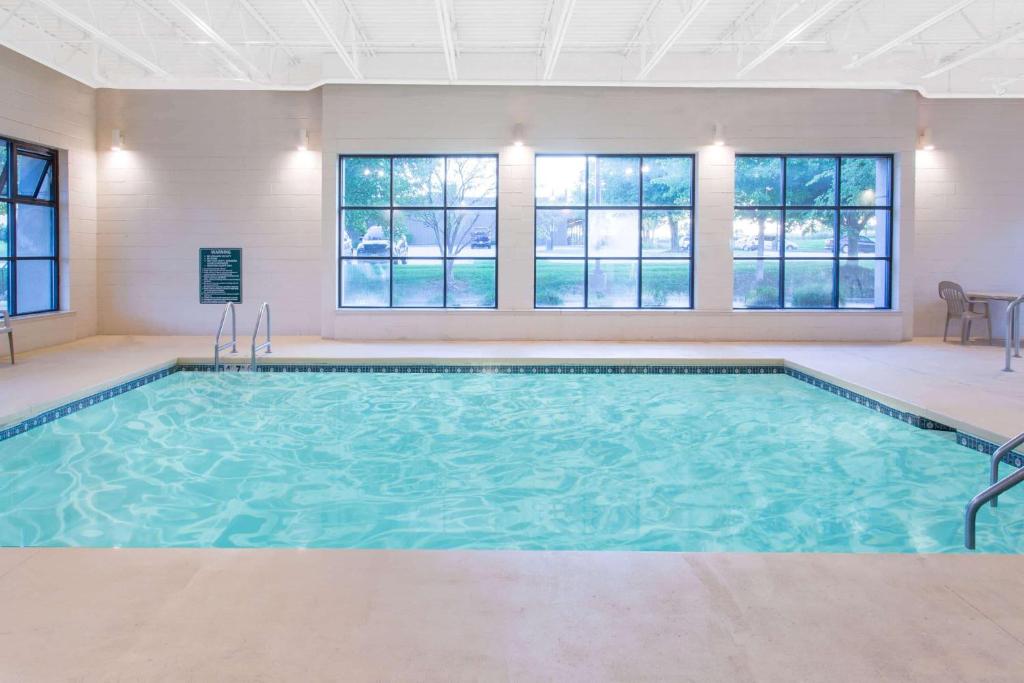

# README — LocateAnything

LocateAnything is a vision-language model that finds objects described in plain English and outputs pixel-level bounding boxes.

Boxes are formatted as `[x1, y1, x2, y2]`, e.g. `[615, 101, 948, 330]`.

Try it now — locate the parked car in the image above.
[469, 229, 493, 249]
[735, 235, 797, 251]
[356, 226, 390, 256]
[825, 235, 876, 254]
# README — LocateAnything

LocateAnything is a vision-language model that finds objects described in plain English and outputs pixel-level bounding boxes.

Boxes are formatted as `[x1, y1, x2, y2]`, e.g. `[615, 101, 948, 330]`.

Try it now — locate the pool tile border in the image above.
[0, 361, 1018, 467]
[0, 366, 179, 441]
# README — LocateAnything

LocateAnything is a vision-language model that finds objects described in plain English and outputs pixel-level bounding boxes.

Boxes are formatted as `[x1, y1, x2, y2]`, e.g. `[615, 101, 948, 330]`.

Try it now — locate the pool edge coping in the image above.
[1, 356, 1020, 466]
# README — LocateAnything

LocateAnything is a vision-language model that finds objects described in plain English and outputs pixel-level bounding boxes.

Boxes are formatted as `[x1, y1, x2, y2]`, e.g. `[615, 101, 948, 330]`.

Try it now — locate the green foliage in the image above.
[790, 286, 832, 308]
[393, 158, 444, 207]
[746, 285, 779, 308]
[642, 157, 692, 206]
[735, 157, 782, 206]
[342, 158, 389, 206]
[589, 156, 639, 205]
[785, 157, 835, 206]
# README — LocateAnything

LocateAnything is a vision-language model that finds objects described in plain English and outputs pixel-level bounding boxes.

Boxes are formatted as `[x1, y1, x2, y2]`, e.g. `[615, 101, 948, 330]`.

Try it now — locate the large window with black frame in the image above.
[732, 154, 893, 309]
[534, 154, 694, 309]
[0, 138, 58, 316]
[339, 155, 498, 308]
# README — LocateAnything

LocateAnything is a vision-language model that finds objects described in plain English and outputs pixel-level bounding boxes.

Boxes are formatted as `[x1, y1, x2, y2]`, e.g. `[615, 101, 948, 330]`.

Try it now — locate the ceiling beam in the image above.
[737, 0, 847, 77]
[846, 0, 978, 70]
[636, 0, 712, 79]
[301, 0, 363, 79]
[922, 25, 1024, 79]
[30, 0, 169, 76]
[163, 0, 270, 81]
[623, 0, 663, 56]
[133, 0, 246, 81]
[434, 0, 457, 81]
[542, 0, 576, 80]
[337, 0, 374, 57]
[237, 0, 296, 62]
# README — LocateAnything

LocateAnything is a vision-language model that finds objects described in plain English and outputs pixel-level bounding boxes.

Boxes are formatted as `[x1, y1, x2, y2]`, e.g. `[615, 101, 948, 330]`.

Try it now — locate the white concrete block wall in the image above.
[0, 46, 96, 352]
[322, 86, 916, 341]
[3, 42, 1017, 346]
[96, 89, 322, 335]
[914, 99, 1024, 339]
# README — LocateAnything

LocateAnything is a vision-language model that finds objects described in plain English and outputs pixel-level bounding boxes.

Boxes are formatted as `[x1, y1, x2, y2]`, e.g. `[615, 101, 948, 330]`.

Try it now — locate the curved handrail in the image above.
[213, 302, 237, 372]
[250, 302, 271, 370]
[986, 430, 1024, 508]
[965, 462, 1024, 550]
[1004, 295, 1024, 372]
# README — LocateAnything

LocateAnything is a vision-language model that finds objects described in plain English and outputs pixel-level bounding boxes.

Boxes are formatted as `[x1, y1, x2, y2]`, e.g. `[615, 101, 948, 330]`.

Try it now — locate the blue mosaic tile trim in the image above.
[0, 366, 179, 442]
[783, 368, 956, 432]
[3, 361, 1005, 466]
[178, 363, 787, 375]
[956, 433, 1024, 469]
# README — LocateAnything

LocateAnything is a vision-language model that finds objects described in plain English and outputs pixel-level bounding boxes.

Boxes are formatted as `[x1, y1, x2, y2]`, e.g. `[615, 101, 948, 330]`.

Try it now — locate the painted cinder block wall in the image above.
[0, 47, 97, 352]
[914, 98, 1024, 339]
[95, 88, 323, 336]
[4, 43, 1022, 346]
[319, 85, 917, 341]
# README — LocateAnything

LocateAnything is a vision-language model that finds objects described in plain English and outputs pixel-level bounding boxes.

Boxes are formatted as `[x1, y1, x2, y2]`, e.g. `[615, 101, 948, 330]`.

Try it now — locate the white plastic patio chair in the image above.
[938, 281, 992, 345]
[0, 309, 12, 363]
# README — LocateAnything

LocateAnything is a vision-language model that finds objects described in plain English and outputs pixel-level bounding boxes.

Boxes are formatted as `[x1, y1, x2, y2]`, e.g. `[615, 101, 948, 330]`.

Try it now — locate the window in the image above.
[339, 155, 498, 308]
[0, 138, 58, 315]
[535, 155, 694, 309]
[733, 154, 893, 309]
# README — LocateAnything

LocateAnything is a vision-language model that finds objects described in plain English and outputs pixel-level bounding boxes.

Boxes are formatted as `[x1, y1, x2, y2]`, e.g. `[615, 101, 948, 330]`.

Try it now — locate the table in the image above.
[968, 292, 1024, 362]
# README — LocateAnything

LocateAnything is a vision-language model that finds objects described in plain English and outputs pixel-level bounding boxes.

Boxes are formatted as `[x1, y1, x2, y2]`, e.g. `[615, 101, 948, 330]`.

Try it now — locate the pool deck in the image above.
[1, 336, 1024, 680]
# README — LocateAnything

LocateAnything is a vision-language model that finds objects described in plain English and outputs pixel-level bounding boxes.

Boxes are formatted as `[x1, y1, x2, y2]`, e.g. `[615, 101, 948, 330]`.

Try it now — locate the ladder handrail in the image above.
[250, 302, 271, 370]
[1003, 294, 1024, 372]
[986, 430, 1024, 508]
[965, 430, 1024, 549]
[213, 302, 237, 372]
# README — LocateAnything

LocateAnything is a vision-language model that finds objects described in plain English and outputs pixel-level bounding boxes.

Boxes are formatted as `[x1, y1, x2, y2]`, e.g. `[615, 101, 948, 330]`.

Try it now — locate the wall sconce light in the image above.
[512, 123, 525, 147]
[712, 122, 725, 147]
[297, 128, 309, 151]
[919, 127, 935, 151]
[111, 128, 124, 151]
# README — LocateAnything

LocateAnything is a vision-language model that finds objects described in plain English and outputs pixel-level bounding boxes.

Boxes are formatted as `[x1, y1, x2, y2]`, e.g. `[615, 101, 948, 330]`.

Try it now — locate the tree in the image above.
[735, 157, 783, 282]
[642, 158, 693, 252]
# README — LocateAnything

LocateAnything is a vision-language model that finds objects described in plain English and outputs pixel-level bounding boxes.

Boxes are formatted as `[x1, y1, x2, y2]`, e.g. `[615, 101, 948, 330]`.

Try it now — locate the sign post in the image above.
[199, 248, 242, 304]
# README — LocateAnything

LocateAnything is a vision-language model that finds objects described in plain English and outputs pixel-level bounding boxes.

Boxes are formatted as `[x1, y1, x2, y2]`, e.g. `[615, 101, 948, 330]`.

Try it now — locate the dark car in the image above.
[470, 229, 493, 249]
[826, 235, 877, 254]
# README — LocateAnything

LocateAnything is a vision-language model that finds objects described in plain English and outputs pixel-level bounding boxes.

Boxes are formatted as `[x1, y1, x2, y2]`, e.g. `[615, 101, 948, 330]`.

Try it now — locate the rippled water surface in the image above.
[0, 371, 1021, 552]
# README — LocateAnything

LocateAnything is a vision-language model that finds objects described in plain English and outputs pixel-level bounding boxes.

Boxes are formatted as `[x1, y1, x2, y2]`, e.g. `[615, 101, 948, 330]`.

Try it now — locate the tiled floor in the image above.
[0, 548, 1022, 681]
[1, 335, 1024, 680]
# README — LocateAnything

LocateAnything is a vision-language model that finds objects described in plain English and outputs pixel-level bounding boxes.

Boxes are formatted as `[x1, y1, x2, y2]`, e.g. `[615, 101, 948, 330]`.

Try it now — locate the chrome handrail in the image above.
[213, 302, 237, 372]
[986, 430, 1024, 508]
[965, 430, 1024, 549]
[1004, 295, 1024, 372]
[250, 302, 271, 370]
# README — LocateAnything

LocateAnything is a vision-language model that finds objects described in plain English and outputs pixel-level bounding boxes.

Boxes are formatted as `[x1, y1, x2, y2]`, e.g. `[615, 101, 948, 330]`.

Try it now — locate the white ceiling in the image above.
[1, 0, 1023, 97]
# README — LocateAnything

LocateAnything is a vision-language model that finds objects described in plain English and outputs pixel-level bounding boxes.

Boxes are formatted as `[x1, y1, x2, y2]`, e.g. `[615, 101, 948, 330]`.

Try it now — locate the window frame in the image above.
[337, 153, 499, 309]
[732, 153, 894, 310]
[1, 136, 59, 317]
[533, 153, 696, 310]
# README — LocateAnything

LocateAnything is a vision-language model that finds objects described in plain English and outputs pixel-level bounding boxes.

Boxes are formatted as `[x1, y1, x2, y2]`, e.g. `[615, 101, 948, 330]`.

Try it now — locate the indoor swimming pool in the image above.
[0, 366, 1020, 552]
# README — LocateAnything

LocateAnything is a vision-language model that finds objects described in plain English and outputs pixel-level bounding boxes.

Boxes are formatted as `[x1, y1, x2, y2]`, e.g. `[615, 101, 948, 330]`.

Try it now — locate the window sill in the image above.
[8, 310, 75, 323]
[335, 308, 902, 315]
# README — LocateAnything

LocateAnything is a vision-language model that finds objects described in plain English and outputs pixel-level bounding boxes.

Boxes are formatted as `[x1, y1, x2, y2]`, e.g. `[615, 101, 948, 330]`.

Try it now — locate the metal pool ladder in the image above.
[964, 430, 1024, 549]
[213, 302, 237, 372]
[1004, 295, 1024, 372]
[250, 302, 272, 370]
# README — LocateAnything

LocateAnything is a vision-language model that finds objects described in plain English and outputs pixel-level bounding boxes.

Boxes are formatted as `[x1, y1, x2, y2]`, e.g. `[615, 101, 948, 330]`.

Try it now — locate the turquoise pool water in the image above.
[0, 369, 1020, 552]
